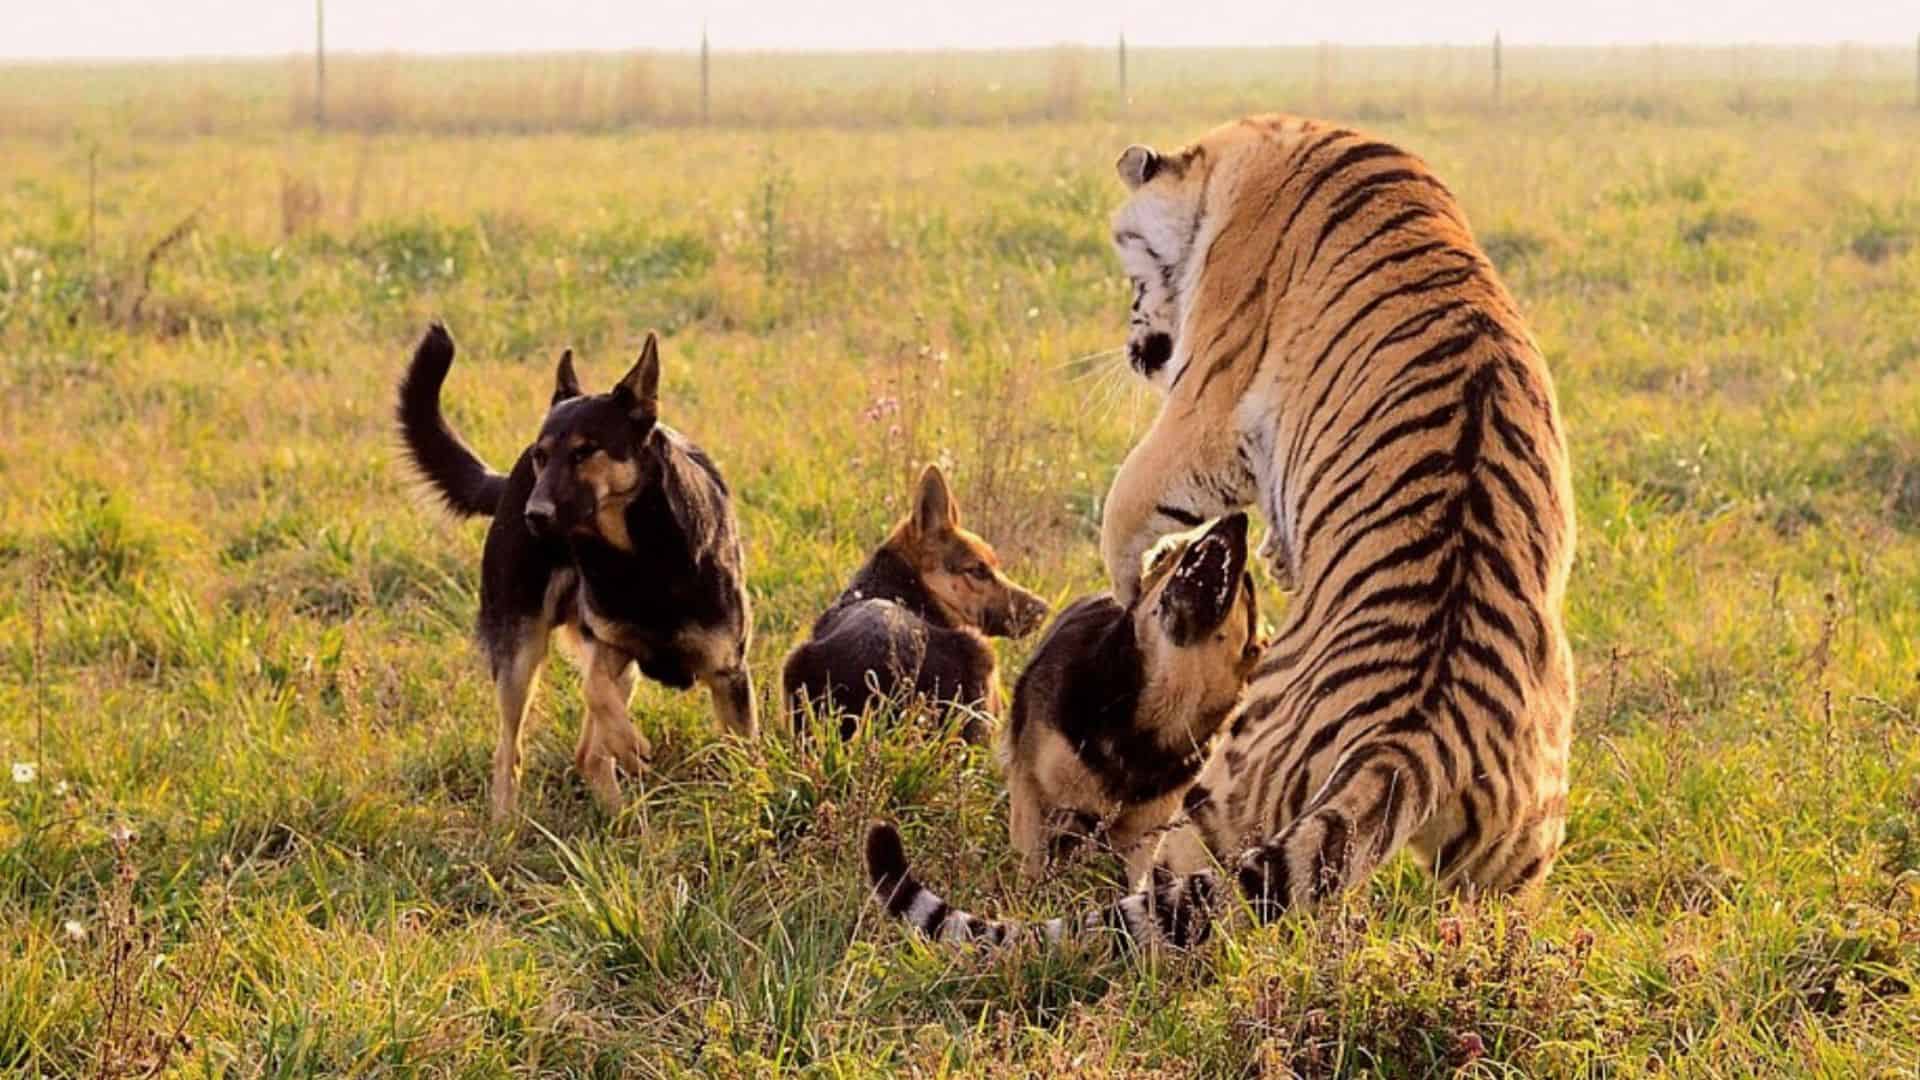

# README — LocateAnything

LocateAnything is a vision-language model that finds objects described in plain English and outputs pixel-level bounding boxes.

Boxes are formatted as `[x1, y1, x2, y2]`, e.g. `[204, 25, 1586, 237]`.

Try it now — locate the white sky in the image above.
[7, 1, 1917, 59]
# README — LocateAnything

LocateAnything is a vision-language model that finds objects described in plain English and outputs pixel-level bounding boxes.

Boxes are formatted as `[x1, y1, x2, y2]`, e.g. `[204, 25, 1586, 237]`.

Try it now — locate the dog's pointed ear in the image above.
[912, 464, 960, 536]
[552, 348, 582, 406]
[1116, 144, 1160, 190]
[1158, 513, 1250, 645]
[613, 331, 661, 420]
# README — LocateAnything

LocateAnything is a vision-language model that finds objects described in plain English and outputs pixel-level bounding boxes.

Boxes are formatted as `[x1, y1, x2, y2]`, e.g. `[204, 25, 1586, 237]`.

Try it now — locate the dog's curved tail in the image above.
[397, 322, 508, 517]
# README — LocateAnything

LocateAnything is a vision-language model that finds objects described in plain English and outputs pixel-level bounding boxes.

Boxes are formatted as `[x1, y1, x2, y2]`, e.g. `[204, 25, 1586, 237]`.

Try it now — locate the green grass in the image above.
[3, 53, 1920, 1075]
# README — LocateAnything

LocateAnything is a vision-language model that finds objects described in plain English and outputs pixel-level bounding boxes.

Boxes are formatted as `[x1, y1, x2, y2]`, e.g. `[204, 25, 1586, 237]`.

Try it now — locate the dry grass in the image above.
[1, 50, 1918, 1075]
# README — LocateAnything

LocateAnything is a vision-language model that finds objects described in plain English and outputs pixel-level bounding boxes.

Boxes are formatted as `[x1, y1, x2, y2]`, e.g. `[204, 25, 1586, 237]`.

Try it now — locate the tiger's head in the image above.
[1110, 142, 1207, 393]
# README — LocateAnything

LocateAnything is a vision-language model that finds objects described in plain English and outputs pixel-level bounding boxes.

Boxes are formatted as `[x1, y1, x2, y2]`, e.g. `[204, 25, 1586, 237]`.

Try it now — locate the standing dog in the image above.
[1000, 513, 1260, 882]
[398, 323, 755, 824]
[782, 465, 1048, 741]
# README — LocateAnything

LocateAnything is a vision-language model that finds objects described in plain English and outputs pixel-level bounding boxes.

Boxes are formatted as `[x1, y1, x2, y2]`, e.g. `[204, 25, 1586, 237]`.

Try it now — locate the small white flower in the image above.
[107, 821, 135, 844]
[11, 762, 36, 784]
[52, 781, 69, 797]
[62, 920, 86, 942]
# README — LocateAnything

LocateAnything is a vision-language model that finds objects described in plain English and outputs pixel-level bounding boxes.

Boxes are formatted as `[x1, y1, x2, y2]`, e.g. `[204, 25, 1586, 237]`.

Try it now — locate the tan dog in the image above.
[783, 465, 1048, 741]
[1000, 513, 1260, 882]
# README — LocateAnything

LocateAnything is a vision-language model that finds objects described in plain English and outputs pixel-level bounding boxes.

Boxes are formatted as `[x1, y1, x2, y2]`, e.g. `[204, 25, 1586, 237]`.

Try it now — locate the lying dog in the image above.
[397, 323, 755, 824]
[782, 465, 1048, 741]
[1000, 513, 1260, 881]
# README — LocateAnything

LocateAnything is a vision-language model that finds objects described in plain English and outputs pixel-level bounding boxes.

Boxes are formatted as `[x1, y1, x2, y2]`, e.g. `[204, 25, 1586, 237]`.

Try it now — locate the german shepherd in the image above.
[781, 465, 1048, 742]
[397, 323, 754, 824]
[1000, 513, 1260, 882]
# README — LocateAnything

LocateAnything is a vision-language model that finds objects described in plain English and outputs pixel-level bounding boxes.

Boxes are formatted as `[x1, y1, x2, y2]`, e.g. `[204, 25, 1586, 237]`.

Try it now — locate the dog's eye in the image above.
[531, 447, 549, 469]
[570, 445, 595, 465]
[968, 565, 994, 581]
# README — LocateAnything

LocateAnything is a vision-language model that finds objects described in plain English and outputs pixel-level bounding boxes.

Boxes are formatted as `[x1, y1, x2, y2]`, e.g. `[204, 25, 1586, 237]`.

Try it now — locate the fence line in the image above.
[8, 40, 1920, 138]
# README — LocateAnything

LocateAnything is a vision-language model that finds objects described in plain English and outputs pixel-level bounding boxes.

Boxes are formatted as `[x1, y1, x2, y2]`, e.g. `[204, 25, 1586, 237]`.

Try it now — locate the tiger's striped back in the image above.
[866, 114, 1575, 952]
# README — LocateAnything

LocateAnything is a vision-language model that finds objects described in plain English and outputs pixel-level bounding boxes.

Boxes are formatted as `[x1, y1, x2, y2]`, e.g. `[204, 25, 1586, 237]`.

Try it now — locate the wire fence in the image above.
[1, 41, 1916, 138]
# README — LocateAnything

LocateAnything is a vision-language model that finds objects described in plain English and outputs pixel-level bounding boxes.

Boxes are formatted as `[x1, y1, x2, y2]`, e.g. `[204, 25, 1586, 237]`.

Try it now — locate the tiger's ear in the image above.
[612, 332, 661, 421]
[1116, 144, 1160, 190]
[552, 349, 582, 406]
[911, 464, 960, 536]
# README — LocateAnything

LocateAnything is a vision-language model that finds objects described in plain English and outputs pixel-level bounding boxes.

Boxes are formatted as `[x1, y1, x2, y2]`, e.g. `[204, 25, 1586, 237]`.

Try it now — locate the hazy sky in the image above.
[9, 1, 1917, 59]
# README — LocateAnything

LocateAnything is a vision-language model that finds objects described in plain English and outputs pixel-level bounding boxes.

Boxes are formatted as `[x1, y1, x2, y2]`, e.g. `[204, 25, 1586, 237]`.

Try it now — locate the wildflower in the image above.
[1456, 1031, 1486, 1062]
[11, 762, 36, 784]
[63, 920, 86, 942]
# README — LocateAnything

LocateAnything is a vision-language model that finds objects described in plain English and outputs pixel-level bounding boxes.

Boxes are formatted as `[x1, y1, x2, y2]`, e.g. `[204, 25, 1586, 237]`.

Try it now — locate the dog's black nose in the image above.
[524, 508, 554, 537]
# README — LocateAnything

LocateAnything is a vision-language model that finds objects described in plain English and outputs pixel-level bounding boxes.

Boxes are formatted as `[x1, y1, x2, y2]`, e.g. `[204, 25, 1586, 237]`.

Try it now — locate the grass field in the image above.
[3, 49, 1920, 1075]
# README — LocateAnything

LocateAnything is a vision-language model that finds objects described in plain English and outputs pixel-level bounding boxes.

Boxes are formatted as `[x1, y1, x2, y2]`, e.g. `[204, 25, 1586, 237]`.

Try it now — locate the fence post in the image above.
[314, 0, 326, 129]
[86, 145, 98, 264]
[1316, 41, 1330, 114]
[1117, 31, 1127, 113]
[1492, 32, 1502, 109]
[700, 24, 711, 126]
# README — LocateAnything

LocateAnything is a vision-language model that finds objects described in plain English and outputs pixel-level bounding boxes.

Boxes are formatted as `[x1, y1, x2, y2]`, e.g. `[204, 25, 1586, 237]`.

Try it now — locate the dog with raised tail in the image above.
[397, 322, 754, 825]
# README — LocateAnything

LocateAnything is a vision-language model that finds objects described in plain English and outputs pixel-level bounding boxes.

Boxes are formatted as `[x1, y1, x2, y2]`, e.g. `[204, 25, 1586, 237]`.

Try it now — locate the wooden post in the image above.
[1117, 31, 1127, 112]
[1492, 32, 1502, 109]
[1315, 41, 1330, 114]
[314, 0, 326, 129]
[700, 24, 711, 126]
[86, 145, 97, 263]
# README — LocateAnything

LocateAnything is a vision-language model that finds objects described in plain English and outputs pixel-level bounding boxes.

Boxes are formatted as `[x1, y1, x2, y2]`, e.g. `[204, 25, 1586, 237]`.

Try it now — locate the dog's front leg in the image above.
[1005, 768, 1050, 881]
[577, 642, 648, 815]
[490, 629, 551, 827]
[704, 665, 758, 740]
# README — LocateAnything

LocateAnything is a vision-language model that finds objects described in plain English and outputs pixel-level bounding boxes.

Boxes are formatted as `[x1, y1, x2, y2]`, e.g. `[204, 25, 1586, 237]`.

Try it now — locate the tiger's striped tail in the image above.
[862, 822, 1223, 951]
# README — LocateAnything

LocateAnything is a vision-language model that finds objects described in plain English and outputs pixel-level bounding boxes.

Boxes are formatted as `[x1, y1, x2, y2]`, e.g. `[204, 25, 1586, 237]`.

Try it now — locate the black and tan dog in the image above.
[1000, 513, 1260, 882]
[782, 465, 1048, 741]
[398, 323, 754, 824]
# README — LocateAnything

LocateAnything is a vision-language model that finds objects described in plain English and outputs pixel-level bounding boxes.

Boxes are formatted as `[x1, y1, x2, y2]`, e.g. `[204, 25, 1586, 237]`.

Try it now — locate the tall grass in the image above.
[0, 52, 1918, 1073]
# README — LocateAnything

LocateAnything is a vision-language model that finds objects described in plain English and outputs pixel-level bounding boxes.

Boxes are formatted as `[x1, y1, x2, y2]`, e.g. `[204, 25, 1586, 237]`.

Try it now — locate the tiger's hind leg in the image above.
[1233, 737, 1447, 920]
[1417, 787, 1566, 898]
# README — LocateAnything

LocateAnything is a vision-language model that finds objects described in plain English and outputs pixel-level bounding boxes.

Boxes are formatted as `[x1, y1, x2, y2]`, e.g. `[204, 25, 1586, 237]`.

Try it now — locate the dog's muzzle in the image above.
[524, 498, 557, 538]
[990, 592, 1050, 638]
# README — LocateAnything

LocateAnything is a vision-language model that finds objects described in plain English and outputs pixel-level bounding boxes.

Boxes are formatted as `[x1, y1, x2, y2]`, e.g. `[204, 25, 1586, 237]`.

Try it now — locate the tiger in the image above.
[864, 113, 1575, 951]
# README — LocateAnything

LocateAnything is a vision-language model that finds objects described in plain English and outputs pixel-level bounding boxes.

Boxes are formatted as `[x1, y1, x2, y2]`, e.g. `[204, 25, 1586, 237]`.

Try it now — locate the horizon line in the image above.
[4, 38, 1917, 65]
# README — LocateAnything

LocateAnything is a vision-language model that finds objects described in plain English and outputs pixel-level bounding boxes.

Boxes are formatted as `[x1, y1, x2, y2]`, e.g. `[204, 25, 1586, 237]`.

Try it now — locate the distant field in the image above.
[3, 44, 1917, 135]
[2, 50, 1920, 1075]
